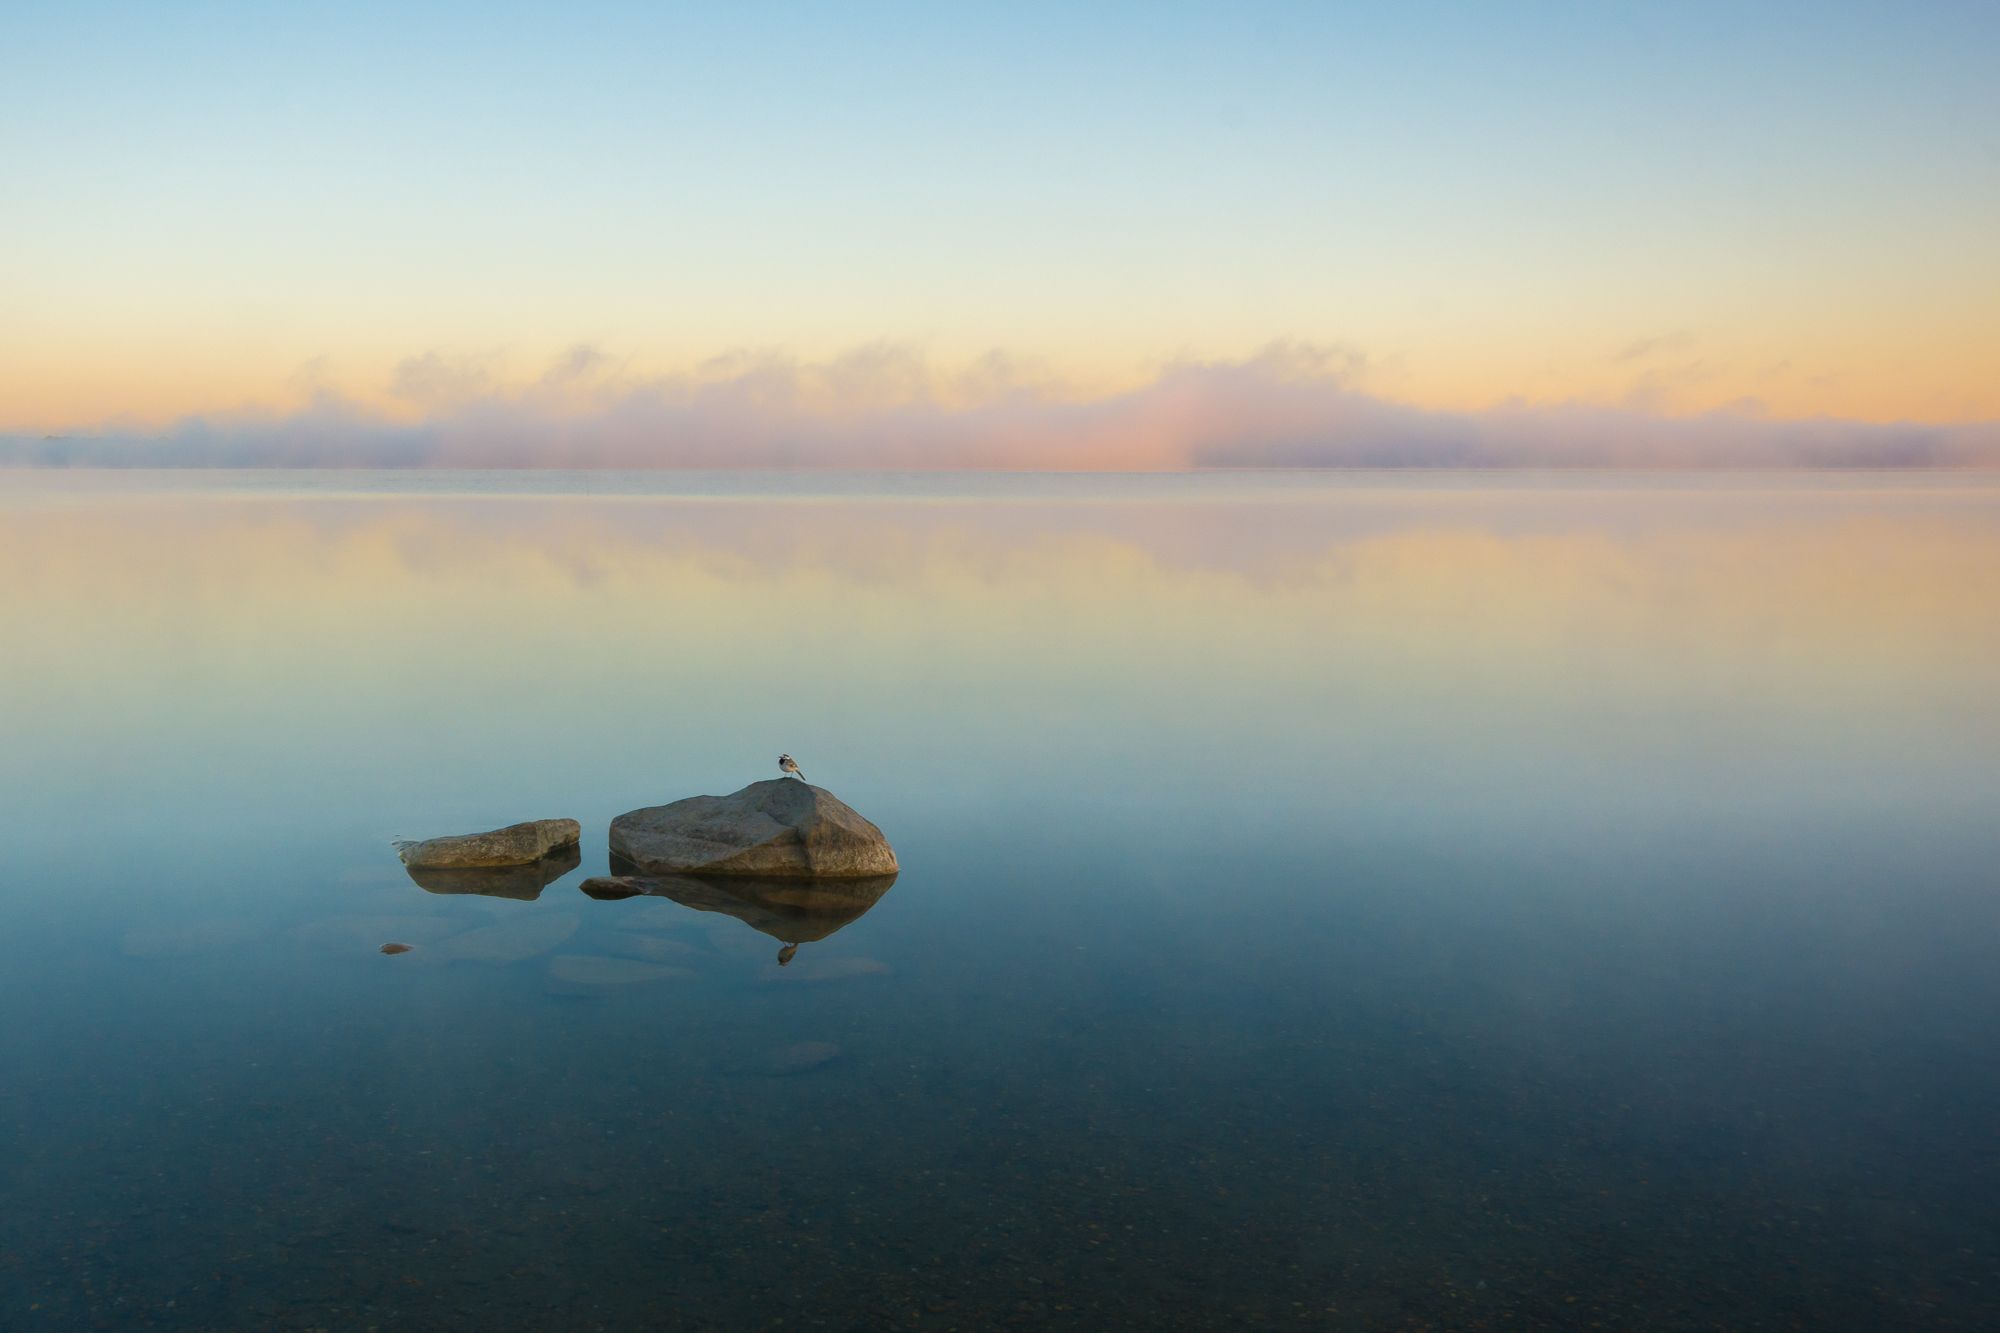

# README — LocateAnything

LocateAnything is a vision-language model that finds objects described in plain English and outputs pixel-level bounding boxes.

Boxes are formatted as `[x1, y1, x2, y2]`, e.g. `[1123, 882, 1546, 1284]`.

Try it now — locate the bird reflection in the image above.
[580, 864, 895, 963]
[401, 844, 582, 901]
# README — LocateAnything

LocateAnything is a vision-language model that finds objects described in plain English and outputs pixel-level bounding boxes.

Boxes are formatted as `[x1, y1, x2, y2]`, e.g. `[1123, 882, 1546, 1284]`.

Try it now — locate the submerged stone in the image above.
[759, 955, 890, 984]
[757, 1041, 841, 1076]
[379, 942, 414, 955]
[546, 953, 695, 988]
[608, 780, 896, 879]
[292, 914, 458, 954]
[437, 912, 579, 963]
[602, 933, 705, 964]
[609, 902, 702, 932]
[118, 919, 258, 959]
[395, 819, 581, 870]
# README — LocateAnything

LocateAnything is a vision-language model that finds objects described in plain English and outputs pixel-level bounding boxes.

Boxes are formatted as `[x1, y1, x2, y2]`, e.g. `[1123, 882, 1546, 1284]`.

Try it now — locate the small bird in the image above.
[778, 753, 805, 782]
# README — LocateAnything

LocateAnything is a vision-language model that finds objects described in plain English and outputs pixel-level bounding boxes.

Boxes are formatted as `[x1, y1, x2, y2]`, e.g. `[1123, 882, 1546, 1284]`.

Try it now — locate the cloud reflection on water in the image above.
[1, 474, 1996, 859]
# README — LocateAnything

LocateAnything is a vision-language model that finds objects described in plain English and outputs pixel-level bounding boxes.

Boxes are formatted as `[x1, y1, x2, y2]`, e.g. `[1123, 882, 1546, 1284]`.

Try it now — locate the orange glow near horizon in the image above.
[6, 326, 1999, 441]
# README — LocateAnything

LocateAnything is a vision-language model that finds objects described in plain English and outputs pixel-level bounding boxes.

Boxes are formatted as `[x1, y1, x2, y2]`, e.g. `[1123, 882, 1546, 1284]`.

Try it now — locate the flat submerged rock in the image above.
[119, 919, 259, 959]
[759, 955, 891, 984]
[437, 912, 579, 963]
[546, 954, 696, 988]
[291, 914, 459, 954]
[602, 934, 706, 963]
[609, 902, 702, 933]
[756, 1041, 842, 1076]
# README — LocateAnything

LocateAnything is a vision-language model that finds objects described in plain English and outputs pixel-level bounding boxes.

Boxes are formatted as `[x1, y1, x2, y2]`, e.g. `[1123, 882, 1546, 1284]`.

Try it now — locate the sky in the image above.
[3, 1, 1997, 466]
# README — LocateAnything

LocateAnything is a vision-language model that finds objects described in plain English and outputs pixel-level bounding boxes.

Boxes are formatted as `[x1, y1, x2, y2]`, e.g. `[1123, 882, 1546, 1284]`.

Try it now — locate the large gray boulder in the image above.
[608, 780, 897, 879]
[395, 819, 581, 870]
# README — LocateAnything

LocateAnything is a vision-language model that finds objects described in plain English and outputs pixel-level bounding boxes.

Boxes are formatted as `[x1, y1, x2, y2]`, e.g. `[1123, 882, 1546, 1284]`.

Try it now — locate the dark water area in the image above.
[1, 472, 1996, 1329]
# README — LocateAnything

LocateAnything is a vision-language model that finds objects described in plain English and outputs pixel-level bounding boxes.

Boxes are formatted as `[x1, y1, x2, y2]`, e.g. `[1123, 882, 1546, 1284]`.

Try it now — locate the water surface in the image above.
[1, 471, 1995, 1328]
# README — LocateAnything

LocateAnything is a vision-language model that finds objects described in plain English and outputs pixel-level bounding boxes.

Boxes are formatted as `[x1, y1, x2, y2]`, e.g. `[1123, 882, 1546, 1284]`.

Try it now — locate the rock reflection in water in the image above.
[580, 866, 895, 965]
[401, 844, 581, 900]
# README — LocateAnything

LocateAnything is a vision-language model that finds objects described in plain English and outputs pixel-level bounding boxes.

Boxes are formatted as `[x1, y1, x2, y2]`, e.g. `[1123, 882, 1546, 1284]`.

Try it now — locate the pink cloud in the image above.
[8, 343, 1997, 470]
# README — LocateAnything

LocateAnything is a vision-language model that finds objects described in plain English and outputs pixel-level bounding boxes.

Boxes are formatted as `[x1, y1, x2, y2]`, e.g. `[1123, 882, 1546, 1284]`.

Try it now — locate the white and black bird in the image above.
[778, 753, 805, 782]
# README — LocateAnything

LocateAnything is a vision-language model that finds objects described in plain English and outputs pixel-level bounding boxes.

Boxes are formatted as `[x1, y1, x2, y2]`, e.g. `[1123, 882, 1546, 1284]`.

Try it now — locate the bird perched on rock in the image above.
[778, 753, 805, 782]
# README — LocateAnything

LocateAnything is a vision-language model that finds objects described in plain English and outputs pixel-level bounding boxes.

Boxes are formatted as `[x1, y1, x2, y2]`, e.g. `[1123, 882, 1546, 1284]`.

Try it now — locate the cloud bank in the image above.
[8, 343, 1998, 470]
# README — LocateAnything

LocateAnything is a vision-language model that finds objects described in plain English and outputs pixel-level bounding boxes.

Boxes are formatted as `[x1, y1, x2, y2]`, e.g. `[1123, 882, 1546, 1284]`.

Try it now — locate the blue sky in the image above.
[3, 1, 1996, 445]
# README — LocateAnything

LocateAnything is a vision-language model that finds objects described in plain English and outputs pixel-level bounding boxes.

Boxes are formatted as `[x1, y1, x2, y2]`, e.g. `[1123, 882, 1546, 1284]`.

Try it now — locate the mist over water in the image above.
[1, 471, 1996, 1328]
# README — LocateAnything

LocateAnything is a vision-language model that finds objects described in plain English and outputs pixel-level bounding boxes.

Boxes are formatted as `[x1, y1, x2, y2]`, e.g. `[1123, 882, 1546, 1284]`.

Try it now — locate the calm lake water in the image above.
[1, 470, 1996, 1329]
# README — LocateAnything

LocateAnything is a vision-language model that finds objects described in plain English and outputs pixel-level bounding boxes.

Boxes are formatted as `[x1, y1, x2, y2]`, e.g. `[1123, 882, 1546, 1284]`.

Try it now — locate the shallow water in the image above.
[1, 470, 1996, 1329]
